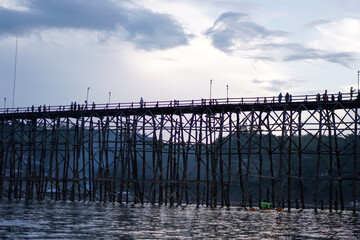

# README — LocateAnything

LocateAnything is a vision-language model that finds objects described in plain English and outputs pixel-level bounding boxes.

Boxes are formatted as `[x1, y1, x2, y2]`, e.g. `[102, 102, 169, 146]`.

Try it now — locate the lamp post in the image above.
[12, 36, 18, 108]
[3, 97, 6, 109]
[86, 87, 90, 103]
[108, 91, 111, 104]
[358, 71, 360, 93]
[210, 79, 212, 100]
[226, 85, 229, 102]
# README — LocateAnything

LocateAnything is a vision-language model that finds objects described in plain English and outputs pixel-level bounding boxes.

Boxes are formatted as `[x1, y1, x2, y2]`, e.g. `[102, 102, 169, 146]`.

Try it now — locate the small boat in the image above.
[249, 207, 282, 212]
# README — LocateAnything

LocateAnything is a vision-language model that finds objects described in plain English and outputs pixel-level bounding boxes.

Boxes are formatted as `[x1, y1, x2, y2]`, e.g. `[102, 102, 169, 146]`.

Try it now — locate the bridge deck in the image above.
[0, 92, 359, 119]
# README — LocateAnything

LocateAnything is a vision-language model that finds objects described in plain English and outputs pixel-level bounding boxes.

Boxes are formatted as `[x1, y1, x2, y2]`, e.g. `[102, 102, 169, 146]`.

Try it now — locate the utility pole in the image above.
[358, 71, 360, 93]
[86, 87, 90, 106]
[226, 85, 229, 102]
[12, 36, 18, 108]
[86, 87, 90, 102]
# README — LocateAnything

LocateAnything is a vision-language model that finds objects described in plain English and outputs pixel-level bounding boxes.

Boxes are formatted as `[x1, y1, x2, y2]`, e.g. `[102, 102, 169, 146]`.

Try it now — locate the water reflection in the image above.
[0, 200, 359, 239]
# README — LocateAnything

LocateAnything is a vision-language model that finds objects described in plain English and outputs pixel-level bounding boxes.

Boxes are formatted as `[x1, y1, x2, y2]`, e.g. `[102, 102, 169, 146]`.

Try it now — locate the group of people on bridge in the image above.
[5, 88, 360, 115]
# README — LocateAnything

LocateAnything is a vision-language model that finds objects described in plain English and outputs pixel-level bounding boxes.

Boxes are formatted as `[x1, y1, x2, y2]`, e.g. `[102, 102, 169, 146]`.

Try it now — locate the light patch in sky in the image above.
[308, 18, 360, 53]
[0, 0, 29, 11]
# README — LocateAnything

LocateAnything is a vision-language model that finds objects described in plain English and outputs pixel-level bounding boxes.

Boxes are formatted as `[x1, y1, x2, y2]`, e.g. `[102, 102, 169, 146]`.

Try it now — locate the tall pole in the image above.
[358, 71, 360, 93]
[226, 85, 229, 102]
[86, 87, 90, 103]
[210, 79, 212, 100]
[3, 97, 6, 109]
[12, 36, 18, 108]
[108, 91, 111, 104]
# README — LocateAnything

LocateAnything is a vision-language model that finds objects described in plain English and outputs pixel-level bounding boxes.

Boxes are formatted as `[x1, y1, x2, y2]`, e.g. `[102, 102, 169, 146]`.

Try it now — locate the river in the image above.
[0, 200, 359, 239]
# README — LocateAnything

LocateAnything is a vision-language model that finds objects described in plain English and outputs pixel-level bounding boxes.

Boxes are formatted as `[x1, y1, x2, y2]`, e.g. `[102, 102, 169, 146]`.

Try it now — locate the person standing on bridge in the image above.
[140, 97, 144, 108]
[285, 92, 290, 103]
[278, 93, 282, 103]
[323, 90, 328, 101]
[338, 91, 342, 101]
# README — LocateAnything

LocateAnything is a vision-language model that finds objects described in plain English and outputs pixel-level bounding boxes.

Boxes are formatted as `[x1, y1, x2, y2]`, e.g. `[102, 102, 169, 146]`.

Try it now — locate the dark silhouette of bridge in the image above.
[0, 92, 359, 212]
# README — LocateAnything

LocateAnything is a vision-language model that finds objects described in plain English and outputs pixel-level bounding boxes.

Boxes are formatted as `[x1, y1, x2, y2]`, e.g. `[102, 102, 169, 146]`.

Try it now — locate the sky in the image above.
[1, 0, 360, 108]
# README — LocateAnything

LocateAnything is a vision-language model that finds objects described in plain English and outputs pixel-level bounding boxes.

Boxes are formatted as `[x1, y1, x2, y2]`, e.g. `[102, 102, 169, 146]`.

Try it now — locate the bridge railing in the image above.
[0, 91, 356, 114]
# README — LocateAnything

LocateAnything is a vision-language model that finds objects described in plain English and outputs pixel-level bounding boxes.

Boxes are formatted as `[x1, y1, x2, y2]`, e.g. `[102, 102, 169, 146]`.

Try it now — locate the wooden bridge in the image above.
[1, 92, 359, 212]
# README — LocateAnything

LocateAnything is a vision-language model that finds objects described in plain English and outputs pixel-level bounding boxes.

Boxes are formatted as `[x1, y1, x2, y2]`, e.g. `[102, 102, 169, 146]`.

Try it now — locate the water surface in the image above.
[0, 200, 359, 239]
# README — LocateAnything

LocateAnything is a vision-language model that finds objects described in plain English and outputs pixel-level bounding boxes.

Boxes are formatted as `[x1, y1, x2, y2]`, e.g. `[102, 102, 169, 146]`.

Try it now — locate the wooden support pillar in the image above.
[227, 112, 232, 207]
[55, 118, 61, 201]
[8, 119, 16, 200]
[258, 111, 263, 209]
[244, 108, 255, 208]
[70, 118, 79, 201]
[266, 111, 275, 205]
[210, 113, 217, 207]
[205, 114, 210, 207]
[141, 115, 146, 204]
[277, 108, 286, 207]
[0, 120, 5, 200]
[97, 119, 103, 202]
[62, 118, 70, 201]
[150, 116, 158, 204]
[236, 112, 245, 206]
[104, 116, 111, 202]
[131, 115, 140, 204]
[331, 110, 344, 211]
[89, 117, 96, 202]
[326, 109, 333, 212]
[287, 110, 293, 212]
[168, 115, 174, 206]
[353, 105, 358, 213]
[80, 116, 87, 201]
[39, 118, 48, 200]
[16, 119, 25, 199]
[298, 111, 305, 209]
[314, 107, 323, 213]
[157, 114, 164, 205]
[196, 114, 203, 206]
[218, 111, 224, 207]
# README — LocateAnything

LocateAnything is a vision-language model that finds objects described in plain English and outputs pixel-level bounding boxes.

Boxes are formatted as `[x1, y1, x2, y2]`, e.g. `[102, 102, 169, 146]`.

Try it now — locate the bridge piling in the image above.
[0, 93, 359, 211]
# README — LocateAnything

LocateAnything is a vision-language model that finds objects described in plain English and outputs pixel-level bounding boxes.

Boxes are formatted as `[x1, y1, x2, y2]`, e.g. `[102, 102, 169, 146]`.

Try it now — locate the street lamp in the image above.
[3, 97, 6, 109]
[210, 79, 213, 100]
[358, 71, 360, 93]
[226, 85, 229, 102]
[86, 87, 90, 103]
[12, 36, 18, 108]
[108, 91, 111, 104]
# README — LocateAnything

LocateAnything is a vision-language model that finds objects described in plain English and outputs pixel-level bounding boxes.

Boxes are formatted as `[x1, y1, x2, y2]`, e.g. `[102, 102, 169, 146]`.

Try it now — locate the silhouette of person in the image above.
[140, 97, 144, 108]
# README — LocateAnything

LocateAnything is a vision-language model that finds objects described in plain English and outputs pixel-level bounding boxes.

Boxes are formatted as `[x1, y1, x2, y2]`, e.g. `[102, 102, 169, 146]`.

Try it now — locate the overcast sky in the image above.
[1, 0, 360, 108]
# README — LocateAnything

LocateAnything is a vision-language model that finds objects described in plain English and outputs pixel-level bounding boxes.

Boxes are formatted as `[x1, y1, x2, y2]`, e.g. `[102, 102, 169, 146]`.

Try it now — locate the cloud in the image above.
[307, 18, 360, 53]
[205, 11, 356, 66]
[252, 78, 302, 93]
[304, 18, 333, 28]
[252, 79, 263, 84]
[0, 0, 189, 50]
[205, 12, 287, 53]
[284, 50, 355, 67]
[262, 43, 355, 67]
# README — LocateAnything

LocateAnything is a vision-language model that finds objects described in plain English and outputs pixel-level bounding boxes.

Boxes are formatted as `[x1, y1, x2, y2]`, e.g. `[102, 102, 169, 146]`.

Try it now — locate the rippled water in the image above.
[0, 200, 359, 239]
